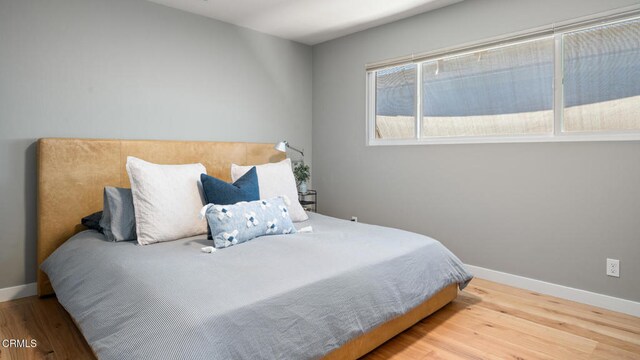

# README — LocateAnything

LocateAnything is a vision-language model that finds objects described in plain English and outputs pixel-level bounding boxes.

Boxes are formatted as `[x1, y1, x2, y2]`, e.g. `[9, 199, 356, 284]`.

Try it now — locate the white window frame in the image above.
[366, 7, 640, 146]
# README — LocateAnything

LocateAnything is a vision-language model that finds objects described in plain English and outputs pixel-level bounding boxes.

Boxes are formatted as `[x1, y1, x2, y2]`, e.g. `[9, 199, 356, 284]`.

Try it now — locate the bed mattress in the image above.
[42, 213, 472, 360]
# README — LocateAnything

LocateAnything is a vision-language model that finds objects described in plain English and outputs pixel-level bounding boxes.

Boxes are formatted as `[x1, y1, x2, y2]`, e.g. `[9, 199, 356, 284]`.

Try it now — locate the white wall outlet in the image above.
[351, 216, 358, 223]
[606, 258, 620, 278]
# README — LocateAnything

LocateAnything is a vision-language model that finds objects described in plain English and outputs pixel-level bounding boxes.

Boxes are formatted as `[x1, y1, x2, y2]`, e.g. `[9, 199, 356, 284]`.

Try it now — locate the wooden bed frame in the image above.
[37, 137, 457, 359]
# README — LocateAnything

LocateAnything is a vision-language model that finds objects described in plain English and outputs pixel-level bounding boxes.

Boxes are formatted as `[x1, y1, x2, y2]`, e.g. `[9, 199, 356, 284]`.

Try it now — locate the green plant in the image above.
[293, 163, 310, 185]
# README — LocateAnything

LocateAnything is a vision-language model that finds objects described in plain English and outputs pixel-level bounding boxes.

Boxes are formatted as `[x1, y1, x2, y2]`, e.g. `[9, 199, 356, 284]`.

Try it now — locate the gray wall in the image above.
[313, 0, 640, 301]
[0, 0, 312, 289]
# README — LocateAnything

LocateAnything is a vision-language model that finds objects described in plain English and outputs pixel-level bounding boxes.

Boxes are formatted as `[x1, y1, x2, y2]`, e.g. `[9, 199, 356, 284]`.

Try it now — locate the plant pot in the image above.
[298, 182, 308, 194]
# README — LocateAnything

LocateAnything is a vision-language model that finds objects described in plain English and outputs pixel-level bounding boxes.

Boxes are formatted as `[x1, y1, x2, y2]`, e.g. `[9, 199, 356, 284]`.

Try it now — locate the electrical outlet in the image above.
[351, 216, 358, 223]
[606, 258, 620, 278]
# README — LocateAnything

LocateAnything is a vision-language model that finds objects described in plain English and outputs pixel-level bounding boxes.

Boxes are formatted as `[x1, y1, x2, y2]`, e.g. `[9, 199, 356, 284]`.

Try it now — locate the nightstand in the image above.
[298, 190, 317, 213]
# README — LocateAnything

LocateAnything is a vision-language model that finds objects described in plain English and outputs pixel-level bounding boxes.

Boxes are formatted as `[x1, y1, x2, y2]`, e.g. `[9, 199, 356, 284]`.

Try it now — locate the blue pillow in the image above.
[201, 167, 259, 205]
[201, 167, 260, 239]
[202, 196, 297, 249]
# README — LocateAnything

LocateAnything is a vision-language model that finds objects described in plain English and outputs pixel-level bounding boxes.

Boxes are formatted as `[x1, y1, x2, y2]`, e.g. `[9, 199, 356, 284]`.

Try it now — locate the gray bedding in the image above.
[42, 213, 472, 360]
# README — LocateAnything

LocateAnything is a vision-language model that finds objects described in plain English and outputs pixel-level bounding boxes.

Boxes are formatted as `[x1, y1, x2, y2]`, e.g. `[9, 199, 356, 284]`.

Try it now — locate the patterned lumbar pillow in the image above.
[231, 159, 308, 222]
[202, 196, 297, 249]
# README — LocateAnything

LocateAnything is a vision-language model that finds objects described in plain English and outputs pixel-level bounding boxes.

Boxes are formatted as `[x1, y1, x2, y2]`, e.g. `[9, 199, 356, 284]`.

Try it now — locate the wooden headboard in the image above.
[37, 138, 285, 296]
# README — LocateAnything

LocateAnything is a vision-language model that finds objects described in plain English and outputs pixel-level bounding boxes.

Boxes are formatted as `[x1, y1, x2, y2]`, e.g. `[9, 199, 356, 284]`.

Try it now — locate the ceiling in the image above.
[146, 0, 463, 45]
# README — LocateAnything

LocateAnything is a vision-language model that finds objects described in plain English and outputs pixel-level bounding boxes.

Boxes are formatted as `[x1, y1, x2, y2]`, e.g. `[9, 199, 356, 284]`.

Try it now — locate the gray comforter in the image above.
[42, 213, 472, 360]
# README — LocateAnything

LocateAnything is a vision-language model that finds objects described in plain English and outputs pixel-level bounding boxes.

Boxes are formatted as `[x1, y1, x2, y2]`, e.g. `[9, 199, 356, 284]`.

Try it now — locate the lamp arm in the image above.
[287, 144, 304, 157]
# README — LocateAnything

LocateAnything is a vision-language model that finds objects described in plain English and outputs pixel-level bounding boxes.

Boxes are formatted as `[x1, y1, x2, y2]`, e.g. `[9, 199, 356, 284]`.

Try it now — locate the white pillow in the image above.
[126, 157, 207, 245]
[231, 159, 308, 222]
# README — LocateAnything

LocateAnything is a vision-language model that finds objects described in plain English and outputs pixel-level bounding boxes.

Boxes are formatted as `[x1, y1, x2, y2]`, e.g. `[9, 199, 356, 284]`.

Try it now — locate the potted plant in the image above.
[293, 162, 310, 193]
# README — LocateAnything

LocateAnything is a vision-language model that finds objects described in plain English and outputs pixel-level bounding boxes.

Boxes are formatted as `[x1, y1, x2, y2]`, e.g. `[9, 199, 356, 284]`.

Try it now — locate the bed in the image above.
[37, 138, 472, 360]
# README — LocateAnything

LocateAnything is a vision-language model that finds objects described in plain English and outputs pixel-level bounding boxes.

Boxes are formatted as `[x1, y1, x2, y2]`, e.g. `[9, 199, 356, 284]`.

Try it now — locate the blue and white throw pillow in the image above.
[202, 196, 297, 249]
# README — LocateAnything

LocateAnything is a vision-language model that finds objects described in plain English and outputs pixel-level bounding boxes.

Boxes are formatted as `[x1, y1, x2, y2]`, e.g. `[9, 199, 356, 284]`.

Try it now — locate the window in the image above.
[366, 14, 640, 145]
[563, 18, 640, 133]
[375, 64, 417, 139]
[421, 38, 554, 138]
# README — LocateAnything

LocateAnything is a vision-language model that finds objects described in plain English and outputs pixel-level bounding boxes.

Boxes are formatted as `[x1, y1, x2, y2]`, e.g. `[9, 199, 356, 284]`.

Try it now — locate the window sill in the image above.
[367, 133, 640, 146]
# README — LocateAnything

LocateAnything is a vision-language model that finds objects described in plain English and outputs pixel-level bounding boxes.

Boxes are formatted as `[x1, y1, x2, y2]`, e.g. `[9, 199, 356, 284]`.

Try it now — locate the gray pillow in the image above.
[99, 187, 137, 241]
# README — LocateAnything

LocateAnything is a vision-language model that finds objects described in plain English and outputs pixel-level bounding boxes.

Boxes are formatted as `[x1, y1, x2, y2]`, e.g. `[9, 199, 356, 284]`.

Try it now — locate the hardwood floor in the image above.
[1, 278, 638, 359]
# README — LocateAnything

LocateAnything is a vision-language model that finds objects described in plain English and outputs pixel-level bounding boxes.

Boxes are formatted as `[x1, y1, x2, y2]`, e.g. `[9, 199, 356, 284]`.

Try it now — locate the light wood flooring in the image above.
[1, 278, 638, 359]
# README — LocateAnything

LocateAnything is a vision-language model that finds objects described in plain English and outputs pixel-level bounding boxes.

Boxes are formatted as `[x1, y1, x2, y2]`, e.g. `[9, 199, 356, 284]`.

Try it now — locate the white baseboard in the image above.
[0, 283, 37, 303]
[465, 264, 640, 318]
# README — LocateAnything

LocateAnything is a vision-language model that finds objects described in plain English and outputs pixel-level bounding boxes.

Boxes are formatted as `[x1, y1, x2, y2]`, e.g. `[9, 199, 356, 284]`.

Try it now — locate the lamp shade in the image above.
[274, 141, 288, 152]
